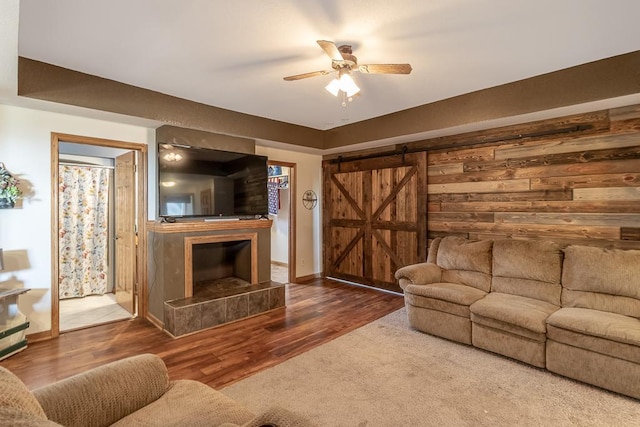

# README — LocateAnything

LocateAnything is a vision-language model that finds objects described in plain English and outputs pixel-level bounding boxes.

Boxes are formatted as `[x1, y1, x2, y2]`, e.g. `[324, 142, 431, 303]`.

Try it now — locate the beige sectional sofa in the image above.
[395, 236, 640, 400]
[0, 353, 313, 426]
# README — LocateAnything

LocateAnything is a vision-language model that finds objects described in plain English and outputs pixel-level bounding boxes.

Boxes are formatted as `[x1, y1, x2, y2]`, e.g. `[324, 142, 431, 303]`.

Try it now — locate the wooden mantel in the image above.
[147, 218, 272, 233]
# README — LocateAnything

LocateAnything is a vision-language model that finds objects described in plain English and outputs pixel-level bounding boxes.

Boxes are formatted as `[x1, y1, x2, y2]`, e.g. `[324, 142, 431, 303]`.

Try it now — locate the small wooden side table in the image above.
[0, 288, 30, 360]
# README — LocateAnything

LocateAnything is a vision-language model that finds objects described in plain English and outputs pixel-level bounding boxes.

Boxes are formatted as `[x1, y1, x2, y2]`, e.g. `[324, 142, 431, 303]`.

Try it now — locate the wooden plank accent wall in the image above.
[426, 104, 640, 249]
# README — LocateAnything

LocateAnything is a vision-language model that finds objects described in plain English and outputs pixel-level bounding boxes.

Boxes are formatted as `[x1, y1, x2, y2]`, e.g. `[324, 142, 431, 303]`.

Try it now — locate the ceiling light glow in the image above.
[324, 72, 360, 100]
[162, 152, 183, 162]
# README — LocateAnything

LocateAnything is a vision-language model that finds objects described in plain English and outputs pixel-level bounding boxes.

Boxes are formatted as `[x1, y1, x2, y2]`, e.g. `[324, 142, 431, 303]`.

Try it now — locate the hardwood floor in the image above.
[1, 278, 405, 390]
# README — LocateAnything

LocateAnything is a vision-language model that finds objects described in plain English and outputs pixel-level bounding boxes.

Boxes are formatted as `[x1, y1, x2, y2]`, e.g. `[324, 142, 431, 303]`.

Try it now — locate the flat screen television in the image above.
[157, 143, 269, 219]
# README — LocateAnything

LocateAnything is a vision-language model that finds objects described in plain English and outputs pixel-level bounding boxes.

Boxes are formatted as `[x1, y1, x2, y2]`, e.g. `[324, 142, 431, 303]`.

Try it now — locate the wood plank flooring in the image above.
[1, 278, 405, 390]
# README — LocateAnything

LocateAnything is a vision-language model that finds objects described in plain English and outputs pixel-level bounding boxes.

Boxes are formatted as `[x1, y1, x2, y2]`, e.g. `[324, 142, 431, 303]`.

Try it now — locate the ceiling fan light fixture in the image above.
[325, 78, 341, 97]
[325, 72, 360, 98]
[340, 73, 360, 97]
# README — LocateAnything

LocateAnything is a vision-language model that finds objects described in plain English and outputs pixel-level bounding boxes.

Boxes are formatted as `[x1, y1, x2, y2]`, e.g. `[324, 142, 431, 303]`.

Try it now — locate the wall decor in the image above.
[302, 190, 318, 210]
[0, 162, 21, 208]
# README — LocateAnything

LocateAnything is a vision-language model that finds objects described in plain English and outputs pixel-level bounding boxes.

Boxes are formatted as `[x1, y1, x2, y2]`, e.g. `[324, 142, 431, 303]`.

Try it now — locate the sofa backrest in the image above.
[562, 245, 640, 318]
[32, 353, 170, 427]
[426, 237, 442, 264]
[491, 239, 563, 306]
[436, 236, 493, 292]
[0, 366, 53, 425]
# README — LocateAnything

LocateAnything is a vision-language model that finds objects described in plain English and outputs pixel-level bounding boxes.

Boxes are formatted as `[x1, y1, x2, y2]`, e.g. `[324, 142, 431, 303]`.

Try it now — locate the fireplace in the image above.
[184, 232, 258, 298]
[149, 221, 286, 338]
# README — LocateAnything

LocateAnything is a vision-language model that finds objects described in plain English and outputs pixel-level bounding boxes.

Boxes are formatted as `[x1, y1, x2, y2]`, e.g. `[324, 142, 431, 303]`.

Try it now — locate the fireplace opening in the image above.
[192, 240, 252, 298]
[184, 232, 259, 299]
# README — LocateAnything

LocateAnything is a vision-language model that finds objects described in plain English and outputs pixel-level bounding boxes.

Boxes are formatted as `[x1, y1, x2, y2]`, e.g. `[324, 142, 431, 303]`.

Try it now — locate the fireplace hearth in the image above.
[164, 279, 285, 337]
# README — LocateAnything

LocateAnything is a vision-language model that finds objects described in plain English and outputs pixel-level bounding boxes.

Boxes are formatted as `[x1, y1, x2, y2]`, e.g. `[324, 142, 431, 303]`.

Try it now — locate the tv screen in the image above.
[157, 143, 268, 218]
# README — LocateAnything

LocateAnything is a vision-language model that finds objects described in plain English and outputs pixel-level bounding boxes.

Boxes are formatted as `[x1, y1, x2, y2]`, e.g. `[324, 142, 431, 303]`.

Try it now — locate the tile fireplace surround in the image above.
[147, 219, 284, 337]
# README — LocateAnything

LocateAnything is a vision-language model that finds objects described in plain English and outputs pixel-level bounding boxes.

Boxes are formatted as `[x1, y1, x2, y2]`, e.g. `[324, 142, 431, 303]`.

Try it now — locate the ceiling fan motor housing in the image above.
[333, 45, 357, 70]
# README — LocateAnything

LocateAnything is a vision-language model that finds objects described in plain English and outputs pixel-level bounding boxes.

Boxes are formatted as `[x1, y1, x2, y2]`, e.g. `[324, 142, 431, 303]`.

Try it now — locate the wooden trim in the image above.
[25, 329, 53, 343]
[295, 272, 323, 283]
[145, 312, 164, 330]
[183, 233, 259, 298]
[52, 133, 149, 151]
[50, 136, 60, 338]
[147, 219, 272, 233]
[137, 149, 149, 321]
[268, 160, 297, 284]
[51, 132, 148, 338]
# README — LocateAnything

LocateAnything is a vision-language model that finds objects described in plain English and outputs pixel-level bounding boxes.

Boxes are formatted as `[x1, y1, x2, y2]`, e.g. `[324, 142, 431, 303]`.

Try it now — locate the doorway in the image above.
[51, 133, 147, 337]
[267, 161, 296, 283]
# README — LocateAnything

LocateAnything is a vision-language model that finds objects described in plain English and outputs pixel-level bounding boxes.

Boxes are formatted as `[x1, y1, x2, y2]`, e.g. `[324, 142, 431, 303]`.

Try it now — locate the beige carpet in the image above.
[222, 308, 639, 427]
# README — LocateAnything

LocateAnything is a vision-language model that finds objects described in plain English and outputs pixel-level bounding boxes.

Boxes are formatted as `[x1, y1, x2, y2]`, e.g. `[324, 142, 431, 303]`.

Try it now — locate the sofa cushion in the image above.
[441, 269, 492, 293]
[561, 290, 640, 319]
[406, 282, 488, 306]
[437, 237, 493, 275]
[0, 367, 47, 420]
[562, 245, 640, 318]
[404, 283, 487, 318]
[436, 237, 493, 292]
[470, 292, 559, 338]
[112, 380, 255, 427]
[547, 326, 640, 365]
[547, 307, 640, 347]
[491, 239, 563, 305]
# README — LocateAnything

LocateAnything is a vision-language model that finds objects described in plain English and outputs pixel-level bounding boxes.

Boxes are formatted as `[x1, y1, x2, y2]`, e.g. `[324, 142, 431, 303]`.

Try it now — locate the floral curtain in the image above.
[58, 165, 110, 299]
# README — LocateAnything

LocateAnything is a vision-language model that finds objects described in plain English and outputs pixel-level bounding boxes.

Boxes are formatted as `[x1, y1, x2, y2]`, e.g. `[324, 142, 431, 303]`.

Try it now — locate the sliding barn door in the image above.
[323, 152, 427, 292]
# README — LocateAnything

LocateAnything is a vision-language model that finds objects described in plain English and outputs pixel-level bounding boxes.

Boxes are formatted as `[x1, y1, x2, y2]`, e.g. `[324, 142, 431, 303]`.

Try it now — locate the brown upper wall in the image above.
[17, 51, 640, 151]
[156, 125, 255, 154]
[17, 57, 325, 149]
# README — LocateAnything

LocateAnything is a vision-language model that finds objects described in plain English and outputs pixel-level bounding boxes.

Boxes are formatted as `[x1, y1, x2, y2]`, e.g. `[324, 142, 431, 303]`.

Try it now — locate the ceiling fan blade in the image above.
[317, 40, 344, 61]
[283, 70, 333, 81]
[358, 64, 413, 74]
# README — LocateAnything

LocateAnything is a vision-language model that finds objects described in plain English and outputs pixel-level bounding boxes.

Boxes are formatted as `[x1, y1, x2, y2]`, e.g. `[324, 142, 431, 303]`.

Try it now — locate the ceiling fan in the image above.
[283, 40, 412, 105]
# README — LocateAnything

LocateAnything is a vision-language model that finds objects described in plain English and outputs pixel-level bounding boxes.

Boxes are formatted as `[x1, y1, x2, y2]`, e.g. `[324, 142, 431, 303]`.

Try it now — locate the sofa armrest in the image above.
[32, 354, 170, 427]
[395, 262, 442, 290]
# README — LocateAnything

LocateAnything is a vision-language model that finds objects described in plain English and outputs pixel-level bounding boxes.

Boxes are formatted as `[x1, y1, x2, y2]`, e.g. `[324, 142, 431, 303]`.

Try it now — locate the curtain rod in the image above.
[59, 161, 115, 170]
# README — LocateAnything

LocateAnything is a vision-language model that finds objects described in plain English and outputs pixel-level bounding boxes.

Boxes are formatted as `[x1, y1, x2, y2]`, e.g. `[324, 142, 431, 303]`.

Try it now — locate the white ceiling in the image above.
[14, 0, 640, 134]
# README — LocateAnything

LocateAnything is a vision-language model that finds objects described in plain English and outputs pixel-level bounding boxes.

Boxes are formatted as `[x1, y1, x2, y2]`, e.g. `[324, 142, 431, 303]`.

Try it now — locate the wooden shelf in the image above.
[0, 288, 29, 299]
[147, 218, 272, 233]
